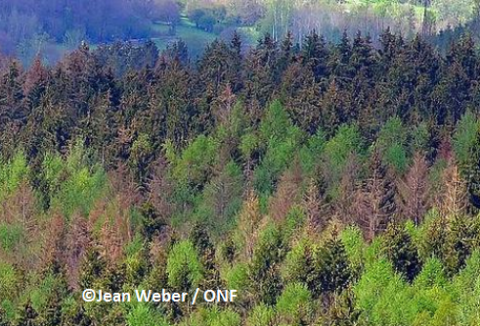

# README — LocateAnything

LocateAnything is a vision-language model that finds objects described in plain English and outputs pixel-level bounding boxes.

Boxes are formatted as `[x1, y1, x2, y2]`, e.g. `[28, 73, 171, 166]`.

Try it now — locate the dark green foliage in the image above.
[80, 247, 106, 290]
[190, 223, 222, 289]
[384, 222, 422, 281]
[139, 202, 168, 241]
[306, 235, 352, 298]
[249, 224, 286, 305]
[323, 288, 360, 326]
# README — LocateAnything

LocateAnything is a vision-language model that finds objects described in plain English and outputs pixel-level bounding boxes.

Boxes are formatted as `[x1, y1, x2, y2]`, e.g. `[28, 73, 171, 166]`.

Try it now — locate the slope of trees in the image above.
[2, 30, 480, 325]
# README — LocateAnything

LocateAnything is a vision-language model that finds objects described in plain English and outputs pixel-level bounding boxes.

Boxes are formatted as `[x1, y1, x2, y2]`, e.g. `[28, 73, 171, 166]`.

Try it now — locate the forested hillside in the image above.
[2, 30, 480, 325]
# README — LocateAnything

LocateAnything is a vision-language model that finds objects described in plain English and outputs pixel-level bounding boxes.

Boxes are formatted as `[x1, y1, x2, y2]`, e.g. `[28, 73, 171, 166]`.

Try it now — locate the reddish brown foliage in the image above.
[437, 159, 468, 219]
[147, 156, 173, 221]
[41, 212, 66, 271]
[334, 153, 360, 224]
[303, 179, 327, 236]
[355, 152, 396, 240]
[269, 164, 303, 222]
[212, 83, 237, 126]
[22, 55, 49, 95]
[64, 213, 91, 290]
[237, 189, 262, 261]
[397, 152, 431, 224]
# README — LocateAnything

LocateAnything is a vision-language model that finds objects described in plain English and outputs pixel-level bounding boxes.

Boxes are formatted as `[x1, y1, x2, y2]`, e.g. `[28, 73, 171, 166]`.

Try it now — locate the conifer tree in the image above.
[283, 65, 322, 134]
[305, 228, 352, 298]
[229, 31, 243, 92]
[384, 222, 422, 281]
[249, 224, 285, 305]
[321, 79, 350, 136]
[276, 31, 294, 79]
[301, 30, 329, 83]
[438, 159, 468, 219]
[397, 152, 431, 224]
[303, 179, 325, 234]
[355, 150, 396, 240]
[17, 301, 39, 326]
[190, 223, 222, 289]
[196, 40, 236, 125]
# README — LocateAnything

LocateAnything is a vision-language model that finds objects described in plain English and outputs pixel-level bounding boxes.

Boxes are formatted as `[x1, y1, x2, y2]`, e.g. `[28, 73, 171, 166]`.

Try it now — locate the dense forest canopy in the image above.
[2, 26, 480, 324]
[1, 0, 480, 64]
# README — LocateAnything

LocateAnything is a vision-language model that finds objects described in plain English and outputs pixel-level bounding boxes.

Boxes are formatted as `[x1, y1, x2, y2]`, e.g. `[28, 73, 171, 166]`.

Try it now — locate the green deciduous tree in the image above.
[166, 240, 203, 291]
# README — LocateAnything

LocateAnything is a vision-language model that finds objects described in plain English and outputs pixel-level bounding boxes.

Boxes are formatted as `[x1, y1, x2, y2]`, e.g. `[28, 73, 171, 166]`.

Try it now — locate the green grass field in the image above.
[150, 17, 218, 57]
[45, 16, 219, 63]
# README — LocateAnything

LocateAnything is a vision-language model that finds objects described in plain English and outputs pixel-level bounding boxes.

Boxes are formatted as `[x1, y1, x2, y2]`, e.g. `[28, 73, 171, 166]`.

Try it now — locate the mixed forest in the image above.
[2, 0, 480, 65]
[2, 28, 480, 325]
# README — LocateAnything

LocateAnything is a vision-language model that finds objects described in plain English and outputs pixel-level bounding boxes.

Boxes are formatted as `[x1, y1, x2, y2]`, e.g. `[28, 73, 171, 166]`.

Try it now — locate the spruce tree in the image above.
[384, 222, 422, 282]
[355, 150, 396, 240]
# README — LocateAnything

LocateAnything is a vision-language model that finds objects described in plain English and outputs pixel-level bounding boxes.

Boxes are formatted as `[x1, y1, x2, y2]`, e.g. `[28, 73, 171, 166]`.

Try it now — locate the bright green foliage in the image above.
[218, 101, 248, 141]
[452, 251, 480, 325]
[281, 238, 309, 284]
[127, 304, 169, 326]
[197, 160, 244, 233]
[224, 262, 249, 292]
[166, 240, 204, 291]
[0, 150, 29, 201]
[0, 223, 24, 251]
[0, 299, 15, 323]
[298, 128, 326, 175]
[52, 165, 106, 218]
[323, 124, 363, 188]
[42, 152, 64, 185]
[283, 206, 306, 241]
[354, 258, 409, 325]
[354, 255, 460, 326]
[409, 258, 455, 325]
[30, 273, 56, 314]
[341, 226, 365, 273]
[129, 133, 154, 182]
[48, 144, 106, 218]
[240, 132, 259, 162]
[376, 116, 408, 173]
[209, 308, 241, 326]
[169, 135, 219, 190]
[254, 102, 304, 194]
[324, 124, 363, 169]
[0, 263, 18, 302]
[416, 211, 469, 275]
[184, 307, 241, 326]
[453, 111, 479, 176]
[40, 152, 65, 207]
[247, 304, 276, 326]
[276, 283, 312, 325]
[259, 100, 291, 143]
[413, 257, 447, 289]
[363, 236, 386, 267]
[124, 234, 148, 286]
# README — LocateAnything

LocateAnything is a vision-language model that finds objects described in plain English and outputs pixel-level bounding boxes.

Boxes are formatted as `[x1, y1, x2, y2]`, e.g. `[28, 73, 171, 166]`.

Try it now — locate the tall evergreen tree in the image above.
[355, 150, 396, 240]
